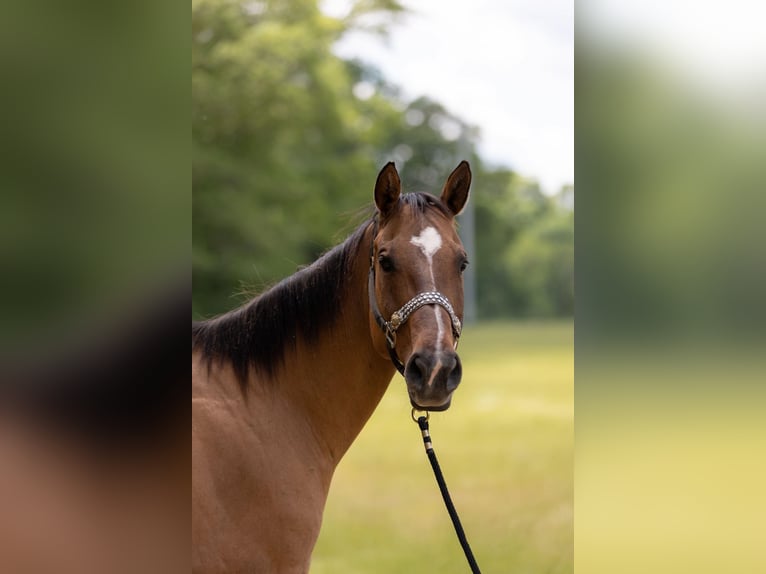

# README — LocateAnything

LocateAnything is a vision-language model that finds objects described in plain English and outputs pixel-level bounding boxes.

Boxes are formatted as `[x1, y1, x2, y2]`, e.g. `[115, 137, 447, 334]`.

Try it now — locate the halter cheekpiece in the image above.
[367, 218, 463, 375]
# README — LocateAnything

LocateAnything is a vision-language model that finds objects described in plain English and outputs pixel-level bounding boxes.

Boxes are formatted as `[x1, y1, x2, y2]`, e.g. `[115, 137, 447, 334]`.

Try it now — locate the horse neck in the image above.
[257, 226, 395, 466]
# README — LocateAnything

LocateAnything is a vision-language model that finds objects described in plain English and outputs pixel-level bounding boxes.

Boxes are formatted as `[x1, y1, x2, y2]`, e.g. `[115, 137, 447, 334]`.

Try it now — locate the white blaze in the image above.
[410, 226, 442, 261]
[410, 226, 445, 363]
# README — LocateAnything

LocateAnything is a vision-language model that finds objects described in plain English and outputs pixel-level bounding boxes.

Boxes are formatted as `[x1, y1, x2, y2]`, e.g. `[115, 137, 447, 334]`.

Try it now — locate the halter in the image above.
[367, 219, 463, 375]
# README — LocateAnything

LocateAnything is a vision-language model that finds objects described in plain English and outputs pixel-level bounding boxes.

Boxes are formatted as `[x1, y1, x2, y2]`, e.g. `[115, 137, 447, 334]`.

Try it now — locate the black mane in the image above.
[191, 193, 452, 390]
[192, 218, 371, 388]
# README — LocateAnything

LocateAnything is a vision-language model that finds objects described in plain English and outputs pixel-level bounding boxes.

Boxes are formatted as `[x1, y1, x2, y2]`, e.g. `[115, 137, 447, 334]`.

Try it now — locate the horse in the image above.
[192, 161, 472, 573]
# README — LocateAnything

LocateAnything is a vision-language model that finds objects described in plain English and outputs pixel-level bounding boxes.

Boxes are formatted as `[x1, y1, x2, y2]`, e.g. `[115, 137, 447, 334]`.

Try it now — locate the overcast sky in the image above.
[323, 0, 574, 195]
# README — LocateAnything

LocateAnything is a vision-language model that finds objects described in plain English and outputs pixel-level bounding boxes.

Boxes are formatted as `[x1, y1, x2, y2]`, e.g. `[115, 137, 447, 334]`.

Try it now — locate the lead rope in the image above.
[413, 410, 482, 574]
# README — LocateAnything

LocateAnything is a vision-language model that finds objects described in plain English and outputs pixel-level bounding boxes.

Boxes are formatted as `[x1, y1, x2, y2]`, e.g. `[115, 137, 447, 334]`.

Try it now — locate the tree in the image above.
[192, 0, 574, 320]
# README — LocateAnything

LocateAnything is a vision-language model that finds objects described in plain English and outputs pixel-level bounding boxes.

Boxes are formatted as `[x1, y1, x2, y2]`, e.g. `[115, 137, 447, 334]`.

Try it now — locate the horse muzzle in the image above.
[404, 349, 462, 411]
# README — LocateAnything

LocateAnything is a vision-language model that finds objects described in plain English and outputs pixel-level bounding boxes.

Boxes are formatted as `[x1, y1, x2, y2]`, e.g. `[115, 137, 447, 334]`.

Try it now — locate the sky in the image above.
[322, 0, 574, 195]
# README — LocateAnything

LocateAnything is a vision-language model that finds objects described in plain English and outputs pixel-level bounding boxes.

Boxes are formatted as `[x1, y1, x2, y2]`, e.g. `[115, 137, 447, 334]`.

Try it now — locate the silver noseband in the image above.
[382, 291, 462, 349]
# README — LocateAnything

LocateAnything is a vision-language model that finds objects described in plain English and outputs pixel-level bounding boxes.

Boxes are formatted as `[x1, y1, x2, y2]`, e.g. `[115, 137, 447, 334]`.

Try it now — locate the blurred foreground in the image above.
[0, 280, 189, 573]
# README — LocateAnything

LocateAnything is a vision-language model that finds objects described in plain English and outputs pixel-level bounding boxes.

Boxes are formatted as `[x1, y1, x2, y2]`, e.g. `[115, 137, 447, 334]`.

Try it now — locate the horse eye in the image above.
[378, 254, 395, 273]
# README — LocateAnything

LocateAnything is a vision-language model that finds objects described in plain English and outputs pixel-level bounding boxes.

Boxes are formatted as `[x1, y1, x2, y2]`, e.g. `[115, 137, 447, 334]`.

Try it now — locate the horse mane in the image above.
[192, 217, 371, 390]
[192, 193, 452, 391]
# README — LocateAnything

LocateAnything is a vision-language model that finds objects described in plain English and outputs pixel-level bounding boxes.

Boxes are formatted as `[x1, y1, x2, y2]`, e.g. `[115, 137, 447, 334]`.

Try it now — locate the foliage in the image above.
[473, 171, 573, 318]
[576, 47, 765, 339]
[192, 0, 573, 319]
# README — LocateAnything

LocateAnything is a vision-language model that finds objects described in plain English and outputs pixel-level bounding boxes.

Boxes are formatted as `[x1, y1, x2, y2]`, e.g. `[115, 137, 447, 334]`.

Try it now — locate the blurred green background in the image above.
[0, 0, 188, 352]
[577, 3, 766, 573]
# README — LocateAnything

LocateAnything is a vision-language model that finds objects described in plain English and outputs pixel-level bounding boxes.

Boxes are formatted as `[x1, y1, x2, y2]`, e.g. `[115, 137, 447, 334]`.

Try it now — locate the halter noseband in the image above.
[367, 220, 463, 375]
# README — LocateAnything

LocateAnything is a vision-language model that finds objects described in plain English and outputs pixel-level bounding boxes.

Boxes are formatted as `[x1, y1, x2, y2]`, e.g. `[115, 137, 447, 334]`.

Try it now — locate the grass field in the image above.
[311, 320, 573, 573]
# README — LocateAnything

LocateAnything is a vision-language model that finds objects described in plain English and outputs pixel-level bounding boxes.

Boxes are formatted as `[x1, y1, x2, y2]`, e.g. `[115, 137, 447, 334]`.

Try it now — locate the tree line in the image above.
[192, 0, 572, 319]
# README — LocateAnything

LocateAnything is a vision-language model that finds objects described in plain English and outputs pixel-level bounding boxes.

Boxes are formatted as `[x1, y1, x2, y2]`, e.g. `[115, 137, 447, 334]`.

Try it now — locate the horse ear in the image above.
[441, 161, 472, 216]
[374, 162, 401, 217]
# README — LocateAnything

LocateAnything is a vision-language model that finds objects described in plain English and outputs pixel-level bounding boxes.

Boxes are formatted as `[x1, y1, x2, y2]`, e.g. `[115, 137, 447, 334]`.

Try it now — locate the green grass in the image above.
[311, 320, 573, 573]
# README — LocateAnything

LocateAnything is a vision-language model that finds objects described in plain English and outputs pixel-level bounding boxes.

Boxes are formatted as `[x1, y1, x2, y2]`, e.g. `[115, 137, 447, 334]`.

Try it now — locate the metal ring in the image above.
[411, 407, 430, 422]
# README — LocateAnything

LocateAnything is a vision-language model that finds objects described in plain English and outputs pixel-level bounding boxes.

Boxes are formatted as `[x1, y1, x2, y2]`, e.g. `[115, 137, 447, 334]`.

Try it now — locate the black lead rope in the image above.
[414, 411, 482, 574]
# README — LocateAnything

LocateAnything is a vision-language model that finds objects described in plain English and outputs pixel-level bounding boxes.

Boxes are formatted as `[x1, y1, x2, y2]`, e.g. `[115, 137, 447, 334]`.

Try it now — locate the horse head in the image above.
[369, 161, 471, 411]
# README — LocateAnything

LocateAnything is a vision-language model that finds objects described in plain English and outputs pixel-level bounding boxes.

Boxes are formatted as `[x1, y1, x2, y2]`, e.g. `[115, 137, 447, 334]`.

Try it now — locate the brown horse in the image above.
[192, 161, 472, 573]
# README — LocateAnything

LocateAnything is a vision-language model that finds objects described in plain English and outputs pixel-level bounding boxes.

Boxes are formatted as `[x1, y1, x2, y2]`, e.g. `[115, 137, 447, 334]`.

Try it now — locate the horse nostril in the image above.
[445, 353, 462, 392]
[405, 352, 430, 388]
